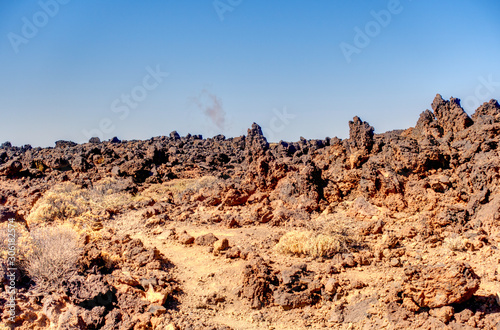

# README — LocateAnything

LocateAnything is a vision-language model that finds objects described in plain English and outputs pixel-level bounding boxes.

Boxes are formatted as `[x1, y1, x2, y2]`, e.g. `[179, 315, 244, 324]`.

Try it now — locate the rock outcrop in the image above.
[403, 262, 480, 308]
[431, 94, 473, 136]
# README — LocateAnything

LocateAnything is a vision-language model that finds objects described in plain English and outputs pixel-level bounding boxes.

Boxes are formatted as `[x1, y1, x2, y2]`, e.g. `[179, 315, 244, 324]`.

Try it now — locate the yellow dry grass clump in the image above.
[275, 230, 353, 258]
[444, 235, 472, 252]
[275, 213, 361, 258]
[139, 178, 194, 202]
[26, 177, 131, 231]
[0, 222, 31, 267]
[140, 175, 222, 202]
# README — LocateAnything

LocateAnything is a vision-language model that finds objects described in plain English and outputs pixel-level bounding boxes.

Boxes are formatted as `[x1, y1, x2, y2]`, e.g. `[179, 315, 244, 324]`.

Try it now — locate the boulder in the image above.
[241, 257, 277, 309]
[403, 262, 480, 308]
[245, 123, 269, 155]
[194, 233, 218, 246]
[213, 238, 229, 254]
[55, 140, 77, 148]
[89, 137, 101, 144]
[0, 160, 22, 176]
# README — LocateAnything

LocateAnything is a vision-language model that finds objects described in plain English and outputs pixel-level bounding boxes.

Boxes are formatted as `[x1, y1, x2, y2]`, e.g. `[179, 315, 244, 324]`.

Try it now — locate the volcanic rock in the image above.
[403, 262, 480, 308]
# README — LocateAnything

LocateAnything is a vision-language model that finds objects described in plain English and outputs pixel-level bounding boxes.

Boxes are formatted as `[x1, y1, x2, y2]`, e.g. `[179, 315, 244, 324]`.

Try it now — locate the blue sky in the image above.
[1, 0, 499, 147]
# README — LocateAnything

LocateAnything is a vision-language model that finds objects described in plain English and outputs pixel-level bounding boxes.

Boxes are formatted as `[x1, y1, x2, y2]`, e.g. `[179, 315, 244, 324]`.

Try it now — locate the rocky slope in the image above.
[1, 94, 500, 329]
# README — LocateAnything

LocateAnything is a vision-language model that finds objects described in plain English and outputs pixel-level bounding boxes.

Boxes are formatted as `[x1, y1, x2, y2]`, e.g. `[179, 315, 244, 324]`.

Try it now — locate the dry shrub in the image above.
[86, 177, 131, 212]
[444, 235, 471, 252]
[275, 230, 353, 258]
[0, 222, 31, 269]
[140, 175, 223, 201]
[26, 177, 131, 228]
[27, 182, 84, 224]
[22, 225, 82, 292]
[0, 228, 7, 273]
[183, 175, 223, 193]
[275, 213, 362, 258]
[139, 179, 193, 202]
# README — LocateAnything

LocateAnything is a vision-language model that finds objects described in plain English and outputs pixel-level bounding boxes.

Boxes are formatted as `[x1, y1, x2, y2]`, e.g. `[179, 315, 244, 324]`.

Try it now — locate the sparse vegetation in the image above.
[0, 228, 8, 272]
[26, 177, 131, 229]
[22, 225, 82, 292]
[139, 178, 194, 202]
[0, 222, 31, 270]
[140, 175, 224, 201]
[444, 235, 472, 252]
[275, 229, 356, 258]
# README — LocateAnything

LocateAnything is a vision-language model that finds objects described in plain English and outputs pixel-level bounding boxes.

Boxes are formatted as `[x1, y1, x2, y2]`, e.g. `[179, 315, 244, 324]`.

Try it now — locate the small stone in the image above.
[372, 220, 385, 234]
[226, 246, 241, 259]
[157, 229, 175, 241]
[329, 305, 344, 323]
[147, 304, 166, 316]
[177, 231, 194, 245]
[325, 278, 339, 294]
[140, 277, 158, 288]
[145, 284, 168, 305]
[403, 262, 480, 308]
[402, 297, 420, 312]
[195, 233, 219, 246]
[343, 254, 356, 268]
[327, 264, 341, 274]
[429, 306, 454, 324]
[390, 258, 401, 267]
[454, 308, 473, 324]
[116, 270, 140, 286]
[226, 218, 240, 228]
[213, 238, 229, 255]
[350, 280, 366, 290]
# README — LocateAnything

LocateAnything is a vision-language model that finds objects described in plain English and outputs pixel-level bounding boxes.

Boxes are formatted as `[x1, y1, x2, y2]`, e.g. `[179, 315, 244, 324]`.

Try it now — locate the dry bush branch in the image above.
[22, 225, 82, 292]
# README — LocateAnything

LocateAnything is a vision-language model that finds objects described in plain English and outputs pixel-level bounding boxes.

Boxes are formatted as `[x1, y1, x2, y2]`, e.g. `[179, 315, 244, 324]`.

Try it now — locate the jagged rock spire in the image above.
[431, 94, 473, 135]
[472, 99, 500, 122]
[245, 123, 269, 154]
[348, 116, 374, 152]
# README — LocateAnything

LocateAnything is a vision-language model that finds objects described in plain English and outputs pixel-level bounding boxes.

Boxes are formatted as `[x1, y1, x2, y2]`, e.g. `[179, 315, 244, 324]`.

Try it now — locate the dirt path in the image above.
[111, 214, 286, 329]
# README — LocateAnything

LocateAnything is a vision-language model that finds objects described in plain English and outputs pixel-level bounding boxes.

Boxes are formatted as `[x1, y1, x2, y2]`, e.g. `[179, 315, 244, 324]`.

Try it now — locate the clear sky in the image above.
[1, 0, 499, 147]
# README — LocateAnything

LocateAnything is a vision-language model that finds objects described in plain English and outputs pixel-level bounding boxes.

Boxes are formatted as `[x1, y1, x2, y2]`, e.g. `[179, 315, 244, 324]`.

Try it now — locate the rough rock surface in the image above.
[240, 257, 277, 309]
[403, 262, 481, 308]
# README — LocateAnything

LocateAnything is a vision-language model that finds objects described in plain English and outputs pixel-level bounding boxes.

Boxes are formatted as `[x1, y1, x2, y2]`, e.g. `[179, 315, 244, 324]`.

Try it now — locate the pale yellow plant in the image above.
[0, 222, 31, 267]
[444, 235, 471, 252]
[139, 175, 223, 202]
[26, 178, 131, 229]
[22, 224, 82, 292]
[275, 230, 354, 258]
